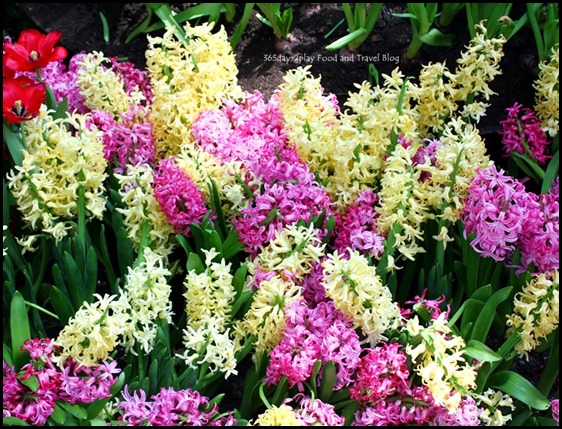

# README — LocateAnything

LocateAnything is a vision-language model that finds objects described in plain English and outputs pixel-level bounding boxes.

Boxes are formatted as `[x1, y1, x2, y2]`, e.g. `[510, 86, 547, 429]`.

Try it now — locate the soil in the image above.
[6, 2, 539, 142]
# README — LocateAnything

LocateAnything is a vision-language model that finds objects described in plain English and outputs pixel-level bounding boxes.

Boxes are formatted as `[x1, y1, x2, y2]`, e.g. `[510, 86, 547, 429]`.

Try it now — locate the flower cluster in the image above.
[500, 102, 551, 165]
[115, 386, 236, 426]
[462, 165, 559, 274]
[3, 338, 120, 425]
[534, 46, 559, 137]
[265, 299, 361, 390]
[506, 270, 559, 357]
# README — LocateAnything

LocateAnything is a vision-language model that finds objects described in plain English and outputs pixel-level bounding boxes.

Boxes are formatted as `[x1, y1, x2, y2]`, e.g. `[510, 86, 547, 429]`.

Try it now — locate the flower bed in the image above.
[2, 4, 559, 427]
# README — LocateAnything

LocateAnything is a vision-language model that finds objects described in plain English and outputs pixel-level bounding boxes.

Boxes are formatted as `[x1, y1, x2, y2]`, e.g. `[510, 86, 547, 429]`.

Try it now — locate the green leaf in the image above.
[541, 150, 559, 194]
[325, 28, 368, 50]
[176, 234, 194, 255]
[3, 123, 25, 166]
[319, 361, 337, 402]
[58, 402, 88, 420]
[116, 227, 134, 276]
[271, 376, 289, 406]
[149, 358, 160, 395]
[20, 375, 39, 392]
[99, 12, 110, 42]
[10, 291, 31, 370]
[125, 5, 154, 43]
[2, 416, 30, 426]
[418, 28, 456, 46]
[231, 290, 253, 318]
[50, 404, 67, 425]
[186, 252, 205, 274]
[3, 343, 13, 367]
[232, 265, 249, 295]
[230, 3, 255, 48]
[488, 370, 550, 410]
[222, 229, 244, 261]
[49, 286, 75, 326]
[110, 371, 126, 396]
[470, 287, 512, 343]
[464, 340, 502, 362]
[511, 151, 546, 181]
[85, 246, 98, 298]
[392, 12, 418, 20]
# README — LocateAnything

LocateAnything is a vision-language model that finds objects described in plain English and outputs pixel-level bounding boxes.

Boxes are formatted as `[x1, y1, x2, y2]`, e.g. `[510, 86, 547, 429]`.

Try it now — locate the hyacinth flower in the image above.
[6, 107, 108, 244]
[115, 164, 176, 256]
[114, 386, 236, 426]
[332, 189, 385, 258]
[146, 21, 243, 155]
[506, 270, 559, 358]
[500, 102, 552, 166]
[3, 338, 121, 426]
[252, 394, 344, 426]
[176, 248, 238, 378]
[248, 223, 326, 285]
[534, 46, 559, 138]
[552, 399, 560, 424]
[404, 312, 479, 411]
[152, 157, 209, 238]
[192, 90, 336, 255]
[265, 299, 361, 391]
[89, 104, 156, 173]
[462, 165, 559, 274]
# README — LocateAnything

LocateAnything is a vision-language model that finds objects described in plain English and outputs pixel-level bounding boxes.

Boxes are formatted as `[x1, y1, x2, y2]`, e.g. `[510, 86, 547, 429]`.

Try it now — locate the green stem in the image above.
[32, 238, 49, 297]
[135, 221, 151, 265]
[77, 185, 86, 245]
[259, 382, 272, 409]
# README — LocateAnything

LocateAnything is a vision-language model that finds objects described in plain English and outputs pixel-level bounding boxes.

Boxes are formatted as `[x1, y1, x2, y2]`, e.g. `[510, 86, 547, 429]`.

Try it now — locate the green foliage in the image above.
[465, 3, 528, 40]
[255, 3, 294, 40]
[394, 3, 456, 59]
[325, 3, 383, 51]
[526, 3, 559, 62]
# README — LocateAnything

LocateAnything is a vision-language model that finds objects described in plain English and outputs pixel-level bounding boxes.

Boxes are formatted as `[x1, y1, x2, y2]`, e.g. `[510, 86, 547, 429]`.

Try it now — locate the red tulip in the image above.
[3, 76, 46, 124]
[3, 29, 68, 73]
[3, 54, 15, 79]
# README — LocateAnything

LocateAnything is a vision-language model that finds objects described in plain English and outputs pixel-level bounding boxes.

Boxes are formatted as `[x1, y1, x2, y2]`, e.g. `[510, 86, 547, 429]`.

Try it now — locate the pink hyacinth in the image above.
[301, 261, 329, 305]
[430, 396, 482, 426]
[152, 157, 209, 237]
[462, 165, 559, 274]
[500, 102, 551, 165]
[192, 91, 336, 254]
[461, 165, 532, 262]
[106, 56, 153, 103]
[286, 394, 345, 426]
[349, 342, 411, 405]
[402, 289, 450, 320]
[89, 104, 155, 173]
[514, 190, 559, 274]
[3, 338, 121, 426]
[116, 386, 236, 426]
[266, 300, 361, 390]
[233, 178, 334, 256]
[353, 386, 438, 426]
[18, 53, 88, 114]
[552, 399, 559, 424]
[332, 189, 384, 257]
